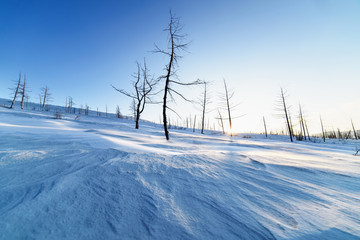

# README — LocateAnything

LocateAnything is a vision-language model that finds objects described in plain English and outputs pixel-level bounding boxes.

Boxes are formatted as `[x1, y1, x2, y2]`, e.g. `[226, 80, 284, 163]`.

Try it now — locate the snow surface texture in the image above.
[0, 107, 360, 240]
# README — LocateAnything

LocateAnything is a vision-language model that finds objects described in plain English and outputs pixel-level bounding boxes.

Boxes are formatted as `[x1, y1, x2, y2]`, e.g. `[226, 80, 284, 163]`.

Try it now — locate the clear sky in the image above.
[1, 0, 360, 134]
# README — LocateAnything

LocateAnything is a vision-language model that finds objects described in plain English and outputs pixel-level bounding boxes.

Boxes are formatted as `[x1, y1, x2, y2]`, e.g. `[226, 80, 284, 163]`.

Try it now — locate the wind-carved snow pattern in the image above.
[0, 107, 359, 240]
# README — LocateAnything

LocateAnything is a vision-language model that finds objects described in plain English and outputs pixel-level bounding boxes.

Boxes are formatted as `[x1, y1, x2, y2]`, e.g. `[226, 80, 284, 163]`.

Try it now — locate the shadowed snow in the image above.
[0, 108, 359, 240]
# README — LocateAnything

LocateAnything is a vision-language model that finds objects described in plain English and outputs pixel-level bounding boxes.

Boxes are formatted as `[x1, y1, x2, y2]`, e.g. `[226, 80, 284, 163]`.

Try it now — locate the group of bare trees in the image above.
[275, 87, 359, 143]
[39, 86, 51, 111]
[113, 12, 203, 140]
[9, 72, 29, 109]
[4, 12, 356, 144]
[5, 72, 53, 111]
[113, 12, 247, 140]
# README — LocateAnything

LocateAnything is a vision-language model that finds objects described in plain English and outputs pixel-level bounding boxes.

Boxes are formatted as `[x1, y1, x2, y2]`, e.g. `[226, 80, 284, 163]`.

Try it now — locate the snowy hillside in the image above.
[0, 107, 359, 240]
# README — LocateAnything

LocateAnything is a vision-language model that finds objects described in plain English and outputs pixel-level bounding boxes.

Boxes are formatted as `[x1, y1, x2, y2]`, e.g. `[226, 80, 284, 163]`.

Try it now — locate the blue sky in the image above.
[1, 0, 360, 133]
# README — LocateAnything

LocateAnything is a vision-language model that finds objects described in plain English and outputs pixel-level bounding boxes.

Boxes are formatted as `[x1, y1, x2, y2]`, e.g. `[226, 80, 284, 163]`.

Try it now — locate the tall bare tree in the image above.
[351, 119, 358, 140]
[224, 80, 233, 136]
[116, 105, 122, 118]
[20, 75, 26, 109]
[299, 104, 307, 140]
[112, 59, 157, 129]
[263, 116, 268, 138]
[219, 80, 242, 136]
[155, 11, 202, 140]
[9, 72, 22, 109]
[199, 81, 211, 134]
[304, 119, 311, 141]
[279, 88, 293, 142]
[40, 86, 51, 111]
[67, 96, 75, 113]
[85, 104, 89, 115]
[320, 116, 326, 142]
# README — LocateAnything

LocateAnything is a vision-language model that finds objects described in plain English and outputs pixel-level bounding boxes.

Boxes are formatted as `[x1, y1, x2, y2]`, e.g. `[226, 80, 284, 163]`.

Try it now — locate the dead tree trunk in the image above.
[281, 88, 293, 142]
[320, 116, 326, 142]
[21, 75, 26, 109]
[224, 80, 233, 136]
[162, 38, 173, 140]
[304, 120, 311, 141]
[155, 11, 201, 140]
[201, 82, 208, 134]
[263, 116, 268, 138]
[299, 105, 307, 140]
[351, 119, 358, 140]
[42, 86, 48, 111]
[10, 72, 21, 109]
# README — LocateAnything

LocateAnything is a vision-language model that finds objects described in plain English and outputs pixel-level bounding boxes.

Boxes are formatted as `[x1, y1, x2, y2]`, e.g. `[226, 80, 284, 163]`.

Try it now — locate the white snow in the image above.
[0, 107, 359, 240]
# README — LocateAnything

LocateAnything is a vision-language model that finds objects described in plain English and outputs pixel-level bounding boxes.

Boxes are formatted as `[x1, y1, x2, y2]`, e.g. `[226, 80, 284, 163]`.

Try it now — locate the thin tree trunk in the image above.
[21, 75, 26, 109]
[320, 116, 326, 142]
[299, 105, 307, 140]
[42, 87, 47, 111]
[263, 116, 268, 138]
[281, 88, 293, 142]
[304, 120, 311, 141]
[224, 80, 232, 136]
[201, 82, 207, 134]
[351, 119, 358, 140]
[10, 72, 21, 109]
[162, 35, 174, 140]
[135, 103, 141, 129]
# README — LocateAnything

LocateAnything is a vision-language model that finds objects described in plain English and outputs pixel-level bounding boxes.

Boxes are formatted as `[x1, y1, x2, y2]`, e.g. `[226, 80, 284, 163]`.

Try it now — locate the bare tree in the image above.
[116, 105, 122, 118]
[263, 116, 268, 138]
[320, 116, 326, 142]
[85, 104, 89, 115]
[65, 97, 68, 113]
[9, 72, 22, 109]
[155, 11, 202, 140]
[198, 81, 211, 134]
[20, 75, 26, 109]
[351, 119, 358, 140]
[298, 104, 307, 140]
[219, 80, 242, 136]
[304, 119, 311, 141]
[40, 86, 51, 111]
[112, 59, 157, 129]
[224, 80, 233, 136]
[279, 88, 293, 142]
[67, 96, 75, 113]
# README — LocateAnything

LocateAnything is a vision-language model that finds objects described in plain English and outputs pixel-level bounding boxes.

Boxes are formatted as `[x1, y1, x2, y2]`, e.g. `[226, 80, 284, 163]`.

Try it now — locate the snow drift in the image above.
[0, 107, 359, 240]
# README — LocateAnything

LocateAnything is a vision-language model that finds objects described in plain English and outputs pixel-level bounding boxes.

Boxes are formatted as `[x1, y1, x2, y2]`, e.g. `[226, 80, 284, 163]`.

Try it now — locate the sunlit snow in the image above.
[0, 106, 359, 240]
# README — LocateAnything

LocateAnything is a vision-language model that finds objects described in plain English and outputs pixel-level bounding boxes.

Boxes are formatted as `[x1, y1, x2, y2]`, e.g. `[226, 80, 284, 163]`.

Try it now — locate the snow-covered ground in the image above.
[0, 107, 359, 240]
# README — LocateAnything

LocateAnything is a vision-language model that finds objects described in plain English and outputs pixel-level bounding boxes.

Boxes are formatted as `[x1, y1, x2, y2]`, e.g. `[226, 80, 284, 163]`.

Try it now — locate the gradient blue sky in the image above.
[1, 0, 360, 133]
